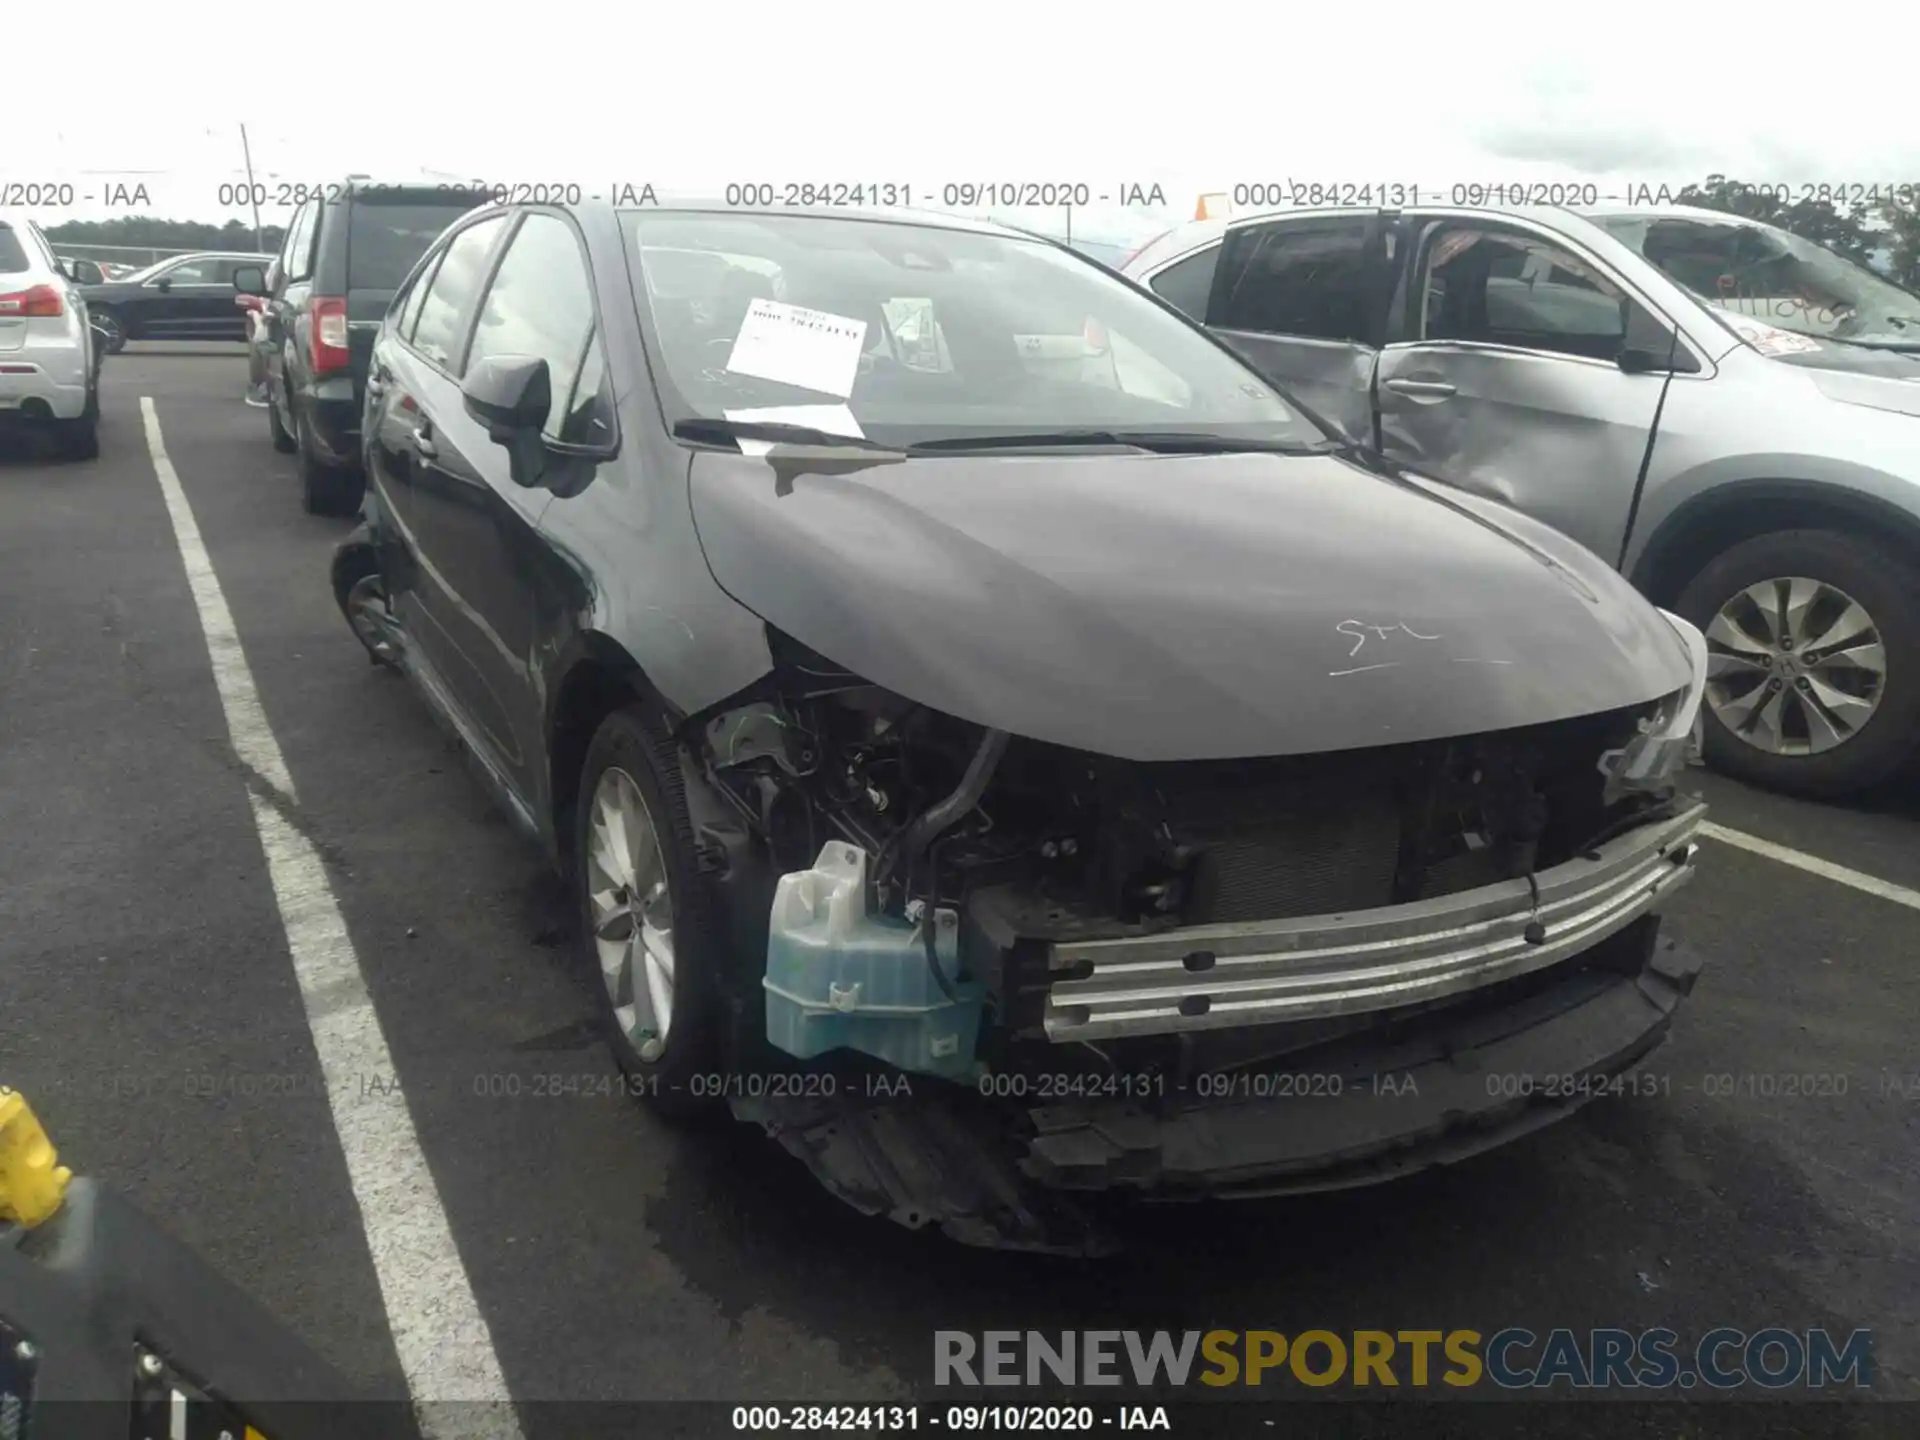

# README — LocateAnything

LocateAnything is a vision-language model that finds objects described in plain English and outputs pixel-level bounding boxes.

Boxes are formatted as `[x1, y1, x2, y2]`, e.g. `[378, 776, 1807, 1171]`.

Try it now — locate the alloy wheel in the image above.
[1704, 575, 1886, 756]
[586, 766, 675, 1062]
[343, 574, 401, 665]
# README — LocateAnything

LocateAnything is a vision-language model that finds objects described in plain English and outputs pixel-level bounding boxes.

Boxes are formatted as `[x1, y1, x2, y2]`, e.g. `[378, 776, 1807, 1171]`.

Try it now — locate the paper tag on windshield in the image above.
[724, 299, 868, 398]
[1717, 311, 1823, 356]
[723, 404, 865, 456]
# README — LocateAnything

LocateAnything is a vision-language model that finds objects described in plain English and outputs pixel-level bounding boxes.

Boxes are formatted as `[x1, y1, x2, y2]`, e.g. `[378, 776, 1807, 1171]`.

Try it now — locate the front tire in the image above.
[1676, 528, 1920, 799]
[574, 704, 727, 1122]
[331, 542, 402, 669]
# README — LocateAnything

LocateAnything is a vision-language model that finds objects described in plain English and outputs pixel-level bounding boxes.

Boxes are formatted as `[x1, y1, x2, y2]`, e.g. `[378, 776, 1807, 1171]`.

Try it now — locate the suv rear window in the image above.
[0, 225, 30, 274]
[346, 194, 480, 291]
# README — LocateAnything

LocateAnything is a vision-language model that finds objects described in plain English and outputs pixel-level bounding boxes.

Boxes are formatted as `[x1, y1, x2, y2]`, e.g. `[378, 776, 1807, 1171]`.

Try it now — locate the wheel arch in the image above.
[544, 633, 680, 867]
[1630, 479, 1920, 607]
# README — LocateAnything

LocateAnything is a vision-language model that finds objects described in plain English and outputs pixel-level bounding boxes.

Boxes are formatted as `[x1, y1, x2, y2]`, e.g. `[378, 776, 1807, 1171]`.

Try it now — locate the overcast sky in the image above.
[14, 1, 1920, 237]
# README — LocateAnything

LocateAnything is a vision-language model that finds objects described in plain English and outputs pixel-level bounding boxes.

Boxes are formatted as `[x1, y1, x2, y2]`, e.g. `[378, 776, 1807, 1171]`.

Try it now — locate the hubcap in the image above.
[1704, 575, 1886, 756]
[586, 766, 674, 1062]
[344, 574, 400, 664]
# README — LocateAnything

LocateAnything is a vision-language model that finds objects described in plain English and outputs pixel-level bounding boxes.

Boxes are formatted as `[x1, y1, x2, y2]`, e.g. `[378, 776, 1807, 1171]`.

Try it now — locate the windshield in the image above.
[622, 210, 1321, 448]
[1594, 213, 1920, 347]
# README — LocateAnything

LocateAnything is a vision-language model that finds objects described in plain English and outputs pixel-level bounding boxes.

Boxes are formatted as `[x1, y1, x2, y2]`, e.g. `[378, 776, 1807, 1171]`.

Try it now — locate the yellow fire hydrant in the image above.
[0, 1087, 72, 1228]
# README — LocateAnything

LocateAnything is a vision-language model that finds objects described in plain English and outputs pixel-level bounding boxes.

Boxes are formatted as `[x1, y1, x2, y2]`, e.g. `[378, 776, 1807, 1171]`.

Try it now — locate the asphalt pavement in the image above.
[3, 354, 1918, 1434]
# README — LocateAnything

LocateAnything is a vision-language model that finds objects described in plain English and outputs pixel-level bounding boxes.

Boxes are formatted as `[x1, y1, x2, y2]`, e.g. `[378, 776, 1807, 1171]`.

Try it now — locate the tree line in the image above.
[44, 217, 284, 255]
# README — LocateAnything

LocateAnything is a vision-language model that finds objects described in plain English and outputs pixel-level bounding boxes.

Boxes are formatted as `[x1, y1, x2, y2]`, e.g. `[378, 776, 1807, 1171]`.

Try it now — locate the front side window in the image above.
[1415, 226, 1634, 361]
[408, 217, 507, 373]
[1594, 213, 1920, 349]
[466, 214, 597, 438]
[623, 210, 1321, 448]
[1212, 220, 1377, 343]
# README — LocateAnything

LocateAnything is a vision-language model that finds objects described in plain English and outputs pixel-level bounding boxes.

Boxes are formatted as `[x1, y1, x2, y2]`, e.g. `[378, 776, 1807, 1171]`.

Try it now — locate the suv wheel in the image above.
[1676, 528, 1920, 798]
[296, 407, 365, 517]
[53, 378, 101, 461]
[574, 703, 727, 1122]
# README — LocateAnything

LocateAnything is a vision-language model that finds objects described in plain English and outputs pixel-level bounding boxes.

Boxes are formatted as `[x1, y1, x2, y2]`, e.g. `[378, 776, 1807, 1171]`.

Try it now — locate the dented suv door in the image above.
[1371, 213, 1676, 564]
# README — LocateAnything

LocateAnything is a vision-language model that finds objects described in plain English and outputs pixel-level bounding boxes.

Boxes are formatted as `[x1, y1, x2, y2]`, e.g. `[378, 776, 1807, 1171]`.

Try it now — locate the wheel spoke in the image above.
[1802, 601, 1875, 657]
[588, 765, 675, 1055]
[1705, 609, 1772, 657]
[1804, 673, 1877, 730]
[643, 943, 674, 1043]
[1779, 577, 1822, 647]
[1810, 639, 1886, 681]
[1746, 686, 1789, 751]
[1707, 650, 1768, 680]
[1738, 581, 1787, 648]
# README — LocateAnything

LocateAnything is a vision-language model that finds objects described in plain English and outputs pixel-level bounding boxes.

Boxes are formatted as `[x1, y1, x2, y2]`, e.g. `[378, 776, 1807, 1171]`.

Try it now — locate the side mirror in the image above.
[154, 277, 172, 293]
[1616, 301, 1701, 375]
[462, 355, 551, 440]
[232, 264, 267, 297]
[463, 355, 553, 487]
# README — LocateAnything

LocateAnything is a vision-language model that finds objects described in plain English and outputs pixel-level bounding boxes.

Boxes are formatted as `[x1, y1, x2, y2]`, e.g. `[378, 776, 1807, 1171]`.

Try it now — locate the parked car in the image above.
[77, 251, 275, 352]
[330, 197, 1709, 1251]
[1125, 202, 1920, 799]
[0, 211, 101, 459]
[233, 178, 490, 516]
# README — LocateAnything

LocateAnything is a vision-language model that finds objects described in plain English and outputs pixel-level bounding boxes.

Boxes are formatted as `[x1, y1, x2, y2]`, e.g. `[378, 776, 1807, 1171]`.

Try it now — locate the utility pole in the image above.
[238, 124, 264, 252]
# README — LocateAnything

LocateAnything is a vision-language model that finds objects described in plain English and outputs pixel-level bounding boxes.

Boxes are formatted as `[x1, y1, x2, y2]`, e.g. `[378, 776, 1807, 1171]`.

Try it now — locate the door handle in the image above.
[411, 424, 437, 459]
[1385, 378, 1457, 398]
[366, 375, 386, 399]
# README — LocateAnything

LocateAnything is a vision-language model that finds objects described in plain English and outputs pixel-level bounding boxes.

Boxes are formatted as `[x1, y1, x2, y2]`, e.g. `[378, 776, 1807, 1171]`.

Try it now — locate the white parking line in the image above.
[1700, 820, 1920, 913]
[140, 400, 524, 1440]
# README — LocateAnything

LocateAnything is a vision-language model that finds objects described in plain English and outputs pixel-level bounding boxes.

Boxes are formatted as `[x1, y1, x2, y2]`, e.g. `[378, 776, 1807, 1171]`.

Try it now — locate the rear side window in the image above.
[0, 226, 31, 275]
[394, 252, 441, 341]
[1148, 245, 1221, 321]
[1213, 219, 1377, 343]
[408, 217, 506, 371]
[346, 197, 474, 292]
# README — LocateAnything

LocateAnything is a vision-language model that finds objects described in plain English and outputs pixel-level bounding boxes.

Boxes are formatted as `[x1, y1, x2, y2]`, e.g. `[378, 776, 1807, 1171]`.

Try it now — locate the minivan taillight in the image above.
[0, 284, 65, 318]
[310, 297, 350, 374]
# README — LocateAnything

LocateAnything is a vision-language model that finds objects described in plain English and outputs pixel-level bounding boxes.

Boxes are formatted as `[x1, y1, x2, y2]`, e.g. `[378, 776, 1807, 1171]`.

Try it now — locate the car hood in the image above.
[686, 447, 1695, 761]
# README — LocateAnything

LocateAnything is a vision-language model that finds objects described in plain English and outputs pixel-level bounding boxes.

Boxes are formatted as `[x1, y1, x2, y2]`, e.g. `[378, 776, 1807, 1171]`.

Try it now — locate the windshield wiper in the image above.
[672, 417, 899, 452]
[907, 429, 1341, 456]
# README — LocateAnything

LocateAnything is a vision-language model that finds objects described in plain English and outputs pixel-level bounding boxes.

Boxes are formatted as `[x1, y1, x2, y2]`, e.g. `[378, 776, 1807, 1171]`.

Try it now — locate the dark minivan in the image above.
[235, 178, 487, 514]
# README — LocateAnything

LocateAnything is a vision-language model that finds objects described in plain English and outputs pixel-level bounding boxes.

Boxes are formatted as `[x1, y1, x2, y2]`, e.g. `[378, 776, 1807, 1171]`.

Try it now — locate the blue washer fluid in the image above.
[763, 841, 985, 1080]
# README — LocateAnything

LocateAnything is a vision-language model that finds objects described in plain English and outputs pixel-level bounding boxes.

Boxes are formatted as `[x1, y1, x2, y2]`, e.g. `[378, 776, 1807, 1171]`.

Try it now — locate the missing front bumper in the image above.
[733, 917, 1705, 1254]
[1039, 804, 1705, 1042]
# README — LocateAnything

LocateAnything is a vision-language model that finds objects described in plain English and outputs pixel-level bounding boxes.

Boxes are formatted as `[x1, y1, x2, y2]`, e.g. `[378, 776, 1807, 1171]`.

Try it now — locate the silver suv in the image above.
[0, 210, 100, 460]
[1125, 203, 1920, 800]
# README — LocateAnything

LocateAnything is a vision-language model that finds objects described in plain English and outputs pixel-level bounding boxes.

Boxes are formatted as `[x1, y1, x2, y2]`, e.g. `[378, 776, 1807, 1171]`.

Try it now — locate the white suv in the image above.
[0, 210, 100, 459]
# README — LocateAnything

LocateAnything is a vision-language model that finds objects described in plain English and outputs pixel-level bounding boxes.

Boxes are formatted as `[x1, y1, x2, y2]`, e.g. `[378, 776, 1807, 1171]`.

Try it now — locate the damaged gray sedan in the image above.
[333, 197, 1711, 1253]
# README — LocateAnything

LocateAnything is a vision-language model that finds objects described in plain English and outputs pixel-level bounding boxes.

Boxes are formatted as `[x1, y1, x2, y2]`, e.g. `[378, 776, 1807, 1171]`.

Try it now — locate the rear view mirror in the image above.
[232, 264, 267, 297]
[462, 355, 551, 440]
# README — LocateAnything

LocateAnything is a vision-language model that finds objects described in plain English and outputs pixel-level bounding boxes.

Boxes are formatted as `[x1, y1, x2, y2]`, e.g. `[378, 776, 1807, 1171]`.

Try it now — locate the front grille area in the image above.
[1109, 702, 1647, 927]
